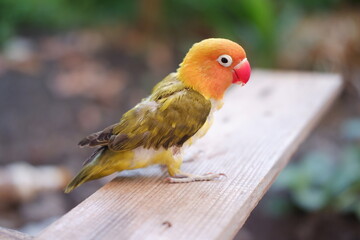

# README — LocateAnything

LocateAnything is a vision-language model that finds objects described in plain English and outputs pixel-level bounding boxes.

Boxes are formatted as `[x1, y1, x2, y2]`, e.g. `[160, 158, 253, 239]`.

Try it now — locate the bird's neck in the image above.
[177, 66, 230, 100]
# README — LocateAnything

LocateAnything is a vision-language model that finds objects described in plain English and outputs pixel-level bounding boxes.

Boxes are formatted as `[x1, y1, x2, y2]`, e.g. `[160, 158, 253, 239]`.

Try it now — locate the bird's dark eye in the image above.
[217, 54, 233, 67]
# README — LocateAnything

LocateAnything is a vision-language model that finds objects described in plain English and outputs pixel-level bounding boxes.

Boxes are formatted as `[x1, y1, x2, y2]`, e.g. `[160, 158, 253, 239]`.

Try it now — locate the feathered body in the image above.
[65, 38, 251, 193]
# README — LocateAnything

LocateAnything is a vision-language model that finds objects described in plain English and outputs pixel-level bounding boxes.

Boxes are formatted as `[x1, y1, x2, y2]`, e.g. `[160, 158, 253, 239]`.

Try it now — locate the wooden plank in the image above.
[0, 227, 33, 240]
[36, 70, 343, 240]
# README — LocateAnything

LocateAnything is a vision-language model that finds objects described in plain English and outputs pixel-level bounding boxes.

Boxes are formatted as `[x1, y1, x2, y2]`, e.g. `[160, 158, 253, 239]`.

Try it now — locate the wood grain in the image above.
[0, 227, 33, 240]
[36, 70, 343, 240]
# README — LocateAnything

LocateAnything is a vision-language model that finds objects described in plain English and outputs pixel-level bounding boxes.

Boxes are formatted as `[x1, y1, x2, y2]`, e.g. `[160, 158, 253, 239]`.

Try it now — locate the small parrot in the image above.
[65, 38, 251, 193]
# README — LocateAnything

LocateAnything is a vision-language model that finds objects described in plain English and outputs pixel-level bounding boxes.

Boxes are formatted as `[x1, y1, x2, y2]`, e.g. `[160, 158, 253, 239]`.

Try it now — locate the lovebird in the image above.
[65, 38, 251, 193]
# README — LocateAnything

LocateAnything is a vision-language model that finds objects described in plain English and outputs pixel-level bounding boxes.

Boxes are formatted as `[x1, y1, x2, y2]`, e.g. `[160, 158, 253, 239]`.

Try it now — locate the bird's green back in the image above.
[79, 73, 212, 152]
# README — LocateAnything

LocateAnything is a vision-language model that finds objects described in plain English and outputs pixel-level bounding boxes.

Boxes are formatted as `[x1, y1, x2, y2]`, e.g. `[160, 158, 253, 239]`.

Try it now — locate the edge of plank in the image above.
[0, 227, 33, 240]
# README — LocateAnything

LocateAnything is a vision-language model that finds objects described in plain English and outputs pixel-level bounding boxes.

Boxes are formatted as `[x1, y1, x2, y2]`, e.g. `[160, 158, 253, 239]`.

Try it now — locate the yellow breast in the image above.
[184, 99, 223, 147]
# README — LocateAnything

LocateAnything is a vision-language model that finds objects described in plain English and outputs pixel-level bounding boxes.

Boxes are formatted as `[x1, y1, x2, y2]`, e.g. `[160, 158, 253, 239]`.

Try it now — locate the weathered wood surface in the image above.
[0, 227, 33, 240]
[36, 70, 343, 240]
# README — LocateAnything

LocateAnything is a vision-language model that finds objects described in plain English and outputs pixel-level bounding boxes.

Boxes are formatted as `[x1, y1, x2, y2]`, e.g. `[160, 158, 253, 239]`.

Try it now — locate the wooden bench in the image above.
[1, 70, 343, 240]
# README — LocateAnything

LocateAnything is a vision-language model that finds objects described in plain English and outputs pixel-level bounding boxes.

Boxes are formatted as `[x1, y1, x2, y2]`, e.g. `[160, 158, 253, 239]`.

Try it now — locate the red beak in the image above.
[232, 58, 251, 85]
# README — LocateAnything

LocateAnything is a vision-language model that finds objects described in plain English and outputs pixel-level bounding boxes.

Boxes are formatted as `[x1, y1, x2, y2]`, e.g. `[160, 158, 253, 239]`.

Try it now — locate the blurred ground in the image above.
[0, 27, 179, 232]
[0, 1, 360, 238]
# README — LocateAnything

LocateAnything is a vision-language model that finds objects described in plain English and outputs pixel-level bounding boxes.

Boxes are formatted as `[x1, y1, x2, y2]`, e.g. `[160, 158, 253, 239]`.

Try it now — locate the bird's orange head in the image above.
[178, 38, 251, 100]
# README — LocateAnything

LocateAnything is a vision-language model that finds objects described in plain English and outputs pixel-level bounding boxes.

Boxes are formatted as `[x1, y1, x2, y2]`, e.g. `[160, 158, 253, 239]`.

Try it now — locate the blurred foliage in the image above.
[290, 0, 340, 11]
[0, 0, 358, 66]
[0, 0, 136, 45]
[162, 0, 277, 66]
[269, 117, 360, 219]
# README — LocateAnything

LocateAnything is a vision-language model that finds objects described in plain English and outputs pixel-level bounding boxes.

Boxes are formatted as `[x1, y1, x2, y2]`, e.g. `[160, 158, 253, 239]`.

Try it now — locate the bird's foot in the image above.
[165, 172, 226, 183]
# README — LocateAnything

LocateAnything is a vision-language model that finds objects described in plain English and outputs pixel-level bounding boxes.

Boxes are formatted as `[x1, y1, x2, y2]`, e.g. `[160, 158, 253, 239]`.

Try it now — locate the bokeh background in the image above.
[0, 0, 360, 239]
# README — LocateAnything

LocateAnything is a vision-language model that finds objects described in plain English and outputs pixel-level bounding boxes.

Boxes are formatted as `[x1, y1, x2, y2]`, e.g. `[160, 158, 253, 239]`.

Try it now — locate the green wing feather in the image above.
[78, 73, 211, 151]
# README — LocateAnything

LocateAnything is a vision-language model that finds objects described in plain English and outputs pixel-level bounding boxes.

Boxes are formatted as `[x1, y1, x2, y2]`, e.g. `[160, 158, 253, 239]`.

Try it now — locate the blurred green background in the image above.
[0, 0, 358, 67]
[0, 0, 359, 239]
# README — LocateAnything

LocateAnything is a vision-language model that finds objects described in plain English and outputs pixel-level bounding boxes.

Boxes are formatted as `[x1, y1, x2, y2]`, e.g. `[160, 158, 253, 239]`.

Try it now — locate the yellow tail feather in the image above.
[64, 165, 95, 193]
